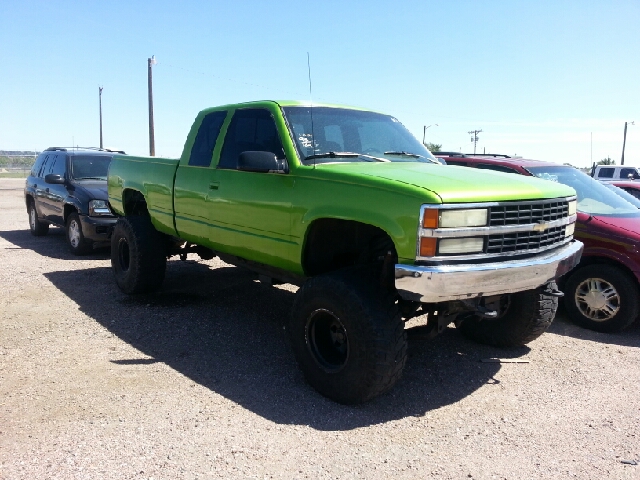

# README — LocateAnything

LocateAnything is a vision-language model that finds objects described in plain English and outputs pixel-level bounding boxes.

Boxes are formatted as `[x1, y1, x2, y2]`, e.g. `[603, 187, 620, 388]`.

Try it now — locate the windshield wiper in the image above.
[305, 151, 359, 161]
[384, 151, 423, 158]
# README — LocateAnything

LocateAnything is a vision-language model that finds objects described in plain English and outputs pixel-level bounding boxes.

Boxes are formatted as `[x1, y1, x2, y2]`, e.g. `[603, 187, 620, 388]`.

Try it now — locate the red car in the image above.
[437, 154, 640, 333]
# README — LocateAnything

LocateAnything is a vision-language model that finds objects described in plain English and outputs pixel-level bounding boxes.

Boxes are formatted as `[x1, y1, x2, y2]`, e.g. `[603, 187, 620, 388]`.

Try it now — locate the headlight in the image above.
[438, 237, 484, 254]
[568, 200, 577, 216]
[422, 208, 489, 228]
[89, 199, 112, 216]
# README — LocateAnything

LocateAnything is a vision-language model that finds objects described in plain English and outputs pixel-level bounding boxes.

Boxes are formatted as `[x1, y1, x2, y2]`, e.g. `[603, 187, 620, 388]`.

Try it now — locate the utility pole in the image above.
[468, 129, 482, 154]
[621, 121, 634, 165]
[99, 86, 104, 149]
[148, 55, 157, 156]
[423, 124, 438, 146]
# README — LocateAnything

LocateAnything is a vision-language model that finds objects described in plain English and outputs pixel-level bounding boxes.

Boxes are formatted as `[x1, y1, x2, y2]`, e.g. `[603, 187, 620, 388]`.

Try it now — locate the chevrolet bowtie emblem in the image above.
[533, 221, 550, 232]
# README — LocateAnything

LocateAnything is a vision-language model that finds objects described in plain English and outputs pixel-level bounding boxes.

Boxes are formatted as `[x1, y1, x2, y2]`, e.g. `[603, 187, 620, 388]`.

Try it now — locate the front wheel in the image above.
[28, 200, 49, 236]
[110, 216, 167, 294]
[289, 268, 407, 404]
[458, 282, 559, 347]
[66, 212, 91, 255]
[563, 265, 639, 332]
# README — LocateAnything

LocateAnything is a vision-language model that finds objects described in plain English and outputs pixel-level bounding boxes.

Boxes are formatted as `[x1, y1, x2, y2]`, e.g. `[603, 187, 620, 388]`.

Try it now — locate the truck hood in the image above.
[315, 162, 575, 203]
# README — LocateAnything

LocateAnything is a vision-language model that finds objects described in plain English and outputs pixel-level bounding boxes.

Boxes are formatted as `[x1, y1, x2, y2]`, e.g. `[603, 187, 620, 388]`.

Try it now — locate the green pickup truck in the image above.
[107, 100, 583, 404]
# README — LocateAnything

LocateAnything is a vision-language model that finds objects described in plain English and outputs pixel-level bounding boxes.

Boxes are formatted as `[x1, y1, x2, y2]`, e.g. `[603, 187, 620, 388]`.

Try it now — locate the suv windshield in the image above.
[282, 106, 438, 165]
[527, 165, 640, 217]
[70, 155, 112, 180]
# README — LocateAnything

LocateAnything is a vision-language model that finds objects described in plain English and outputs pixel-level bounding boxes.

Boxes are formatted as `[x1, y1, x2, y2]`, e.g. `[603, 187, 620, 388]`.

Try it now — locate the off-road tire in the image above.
[66, 212, 91, 255]
[28, 200, 49, 236]
[563, 265, 639, 333]
[458, 282, 559, 347]
[111, 216, 167, 294]
[289, 267, 407, 404]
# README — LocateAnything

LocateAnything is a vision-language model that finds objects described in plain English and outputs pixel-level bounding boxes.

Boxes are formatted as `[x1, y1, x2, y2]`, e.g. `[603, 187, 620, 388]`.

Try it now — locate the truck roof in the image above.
[197, 100, 376, 115]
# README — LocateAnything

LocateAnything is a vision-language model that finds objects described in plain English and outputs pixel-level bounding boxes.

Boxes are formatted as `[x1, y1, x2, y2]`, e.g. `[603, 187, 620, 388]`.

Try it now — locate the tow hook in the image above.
[544, 285, 565, 297]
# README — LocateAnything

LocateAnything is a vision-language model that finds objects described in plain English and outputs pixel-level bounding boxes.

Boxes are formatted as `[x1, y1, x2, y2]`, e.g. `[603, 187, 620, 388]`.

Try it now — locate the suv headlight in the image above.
[568, 200, 577, 216]
[89, 199, 112, 216]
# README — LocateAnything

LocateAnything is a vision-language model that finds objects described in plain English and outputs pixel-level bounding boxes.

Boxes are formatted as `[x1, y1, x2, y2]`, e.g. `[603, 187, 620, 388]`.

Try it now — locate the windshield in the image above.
[527, 165, 640, 217]
[282, 106, 439, 165]
[70, 155, 112, 180]
[602, 183, 640, 209]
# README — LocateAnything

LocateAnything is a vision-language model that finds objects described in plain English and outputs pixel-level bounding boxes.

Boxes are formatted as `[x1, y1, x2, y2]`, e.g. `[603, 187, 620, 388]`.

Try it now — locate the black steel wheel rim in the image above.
[306, 309, 350, 373]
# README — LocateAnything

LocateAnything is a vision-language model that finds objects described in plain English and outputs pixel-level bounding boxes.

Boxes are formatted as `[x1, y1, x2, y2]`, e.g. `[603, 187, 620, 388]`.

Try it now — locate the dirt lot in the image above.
[1, 177, 639, 479]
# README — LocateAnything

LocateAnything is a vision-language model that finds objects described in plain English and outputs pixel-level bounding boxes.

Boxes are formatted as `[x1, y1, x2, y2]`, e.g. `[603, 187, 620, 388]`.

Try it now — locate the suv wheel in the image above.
[563, 265, 639, 332]
[66, 212, 91, 255]
[289, 267, 407, 404]
[28, 200, 49, 236]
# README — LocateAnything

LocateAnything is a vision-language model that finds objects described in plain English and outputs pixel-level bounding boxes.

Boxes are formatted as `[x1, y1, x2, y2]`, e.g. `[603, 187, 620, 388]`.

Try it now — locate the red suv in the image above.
[437, 154, 640, 333]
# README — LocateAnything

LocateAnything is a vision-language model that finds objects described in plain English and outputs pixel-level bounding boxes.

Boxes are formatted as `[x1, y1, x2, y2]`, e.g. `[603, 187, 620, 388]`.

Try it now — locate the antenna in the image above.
[307, 52, 316, 169]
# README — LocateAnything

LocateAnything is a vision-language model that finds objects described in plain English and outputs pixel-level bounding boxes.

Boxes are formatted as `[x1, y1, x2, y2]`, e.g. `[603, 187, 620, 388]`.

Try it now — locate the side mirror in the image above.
[238, 151, 288, 174]
[44, 173, 65, 184]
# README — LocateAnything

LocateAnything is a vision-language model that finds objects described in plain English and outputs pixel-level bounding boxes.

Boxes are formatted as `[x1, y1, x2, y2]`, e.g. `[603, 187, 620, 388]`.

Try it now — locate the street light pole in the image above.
[621, 121, 634, 165]
[99, 86, 104, 149]
[422, 124, 438, 146]
[148, 56, 157, 156]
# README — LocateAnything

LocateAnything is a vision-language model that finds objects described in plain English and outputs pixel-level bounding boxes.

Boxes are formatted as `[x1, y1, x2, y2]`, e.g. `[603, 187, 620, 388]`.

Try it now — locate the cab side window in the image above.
[49, 154, 67, 176]
[597, 167, 614, 179]
[31, 154, 47, 177]
[189, 111, 227, 167]
[620, 168, 639, 180]
[218, 108, 285, 170]
[37, 154, 52, 177]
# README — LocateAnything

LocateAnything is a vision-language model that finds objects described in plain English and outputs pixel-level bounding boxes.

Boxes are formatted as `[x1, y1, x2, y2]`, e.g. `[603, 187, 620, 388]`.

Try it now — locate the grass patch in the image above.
[0, 172, 29, 178]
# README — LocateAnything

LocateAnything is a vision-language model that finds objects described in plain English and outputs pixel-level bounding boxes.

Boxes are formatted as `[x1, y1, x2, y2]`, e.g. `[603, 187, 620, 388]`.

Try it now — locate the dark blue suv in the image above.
[24, 147, 124, 255]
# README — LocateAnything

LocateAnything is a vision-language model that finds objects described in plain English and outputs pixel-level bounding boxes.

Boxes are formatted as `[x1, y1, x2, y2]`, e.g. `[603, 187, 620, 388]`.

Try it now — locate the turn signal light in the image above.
[419, 237, 437, 257]
[422, 209, 439, 228]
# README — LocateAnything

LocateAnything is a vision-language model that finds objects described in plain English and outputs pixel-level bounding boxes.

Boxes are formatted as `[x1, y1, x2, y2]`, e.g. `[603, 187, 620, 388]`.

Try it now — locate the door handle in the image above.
[209, 182, 219, 190]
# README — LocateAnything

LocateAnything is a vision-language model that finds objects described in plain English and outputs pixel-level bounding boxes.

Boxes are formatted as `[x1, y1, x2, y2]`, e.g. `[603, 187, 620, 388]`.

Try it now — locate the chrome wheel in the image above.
[575, 277, 620, 322]
[29, 206, 37, 230]
[68, 219, 81, 248]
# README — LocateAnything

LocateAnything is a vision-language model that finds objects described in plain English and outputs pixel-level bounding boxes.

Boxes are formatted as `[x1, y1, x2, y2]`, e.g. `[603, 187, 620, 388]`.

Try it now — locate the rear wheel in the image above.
[66, 212, 91, 255]
[111, 216, 167, 294]
[563, 265, 639, 332]
[458, 282, 559, 347]
[289, 267, 407, 404]
[28, 200, 49, 236]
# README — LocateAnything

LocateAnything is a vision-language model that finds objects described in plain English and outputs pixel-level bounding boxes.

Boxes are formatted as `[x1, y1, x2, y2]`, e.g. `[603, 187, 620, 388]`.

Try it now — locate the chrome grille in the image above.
[489, 199, 569, 226]
[486, 226, 566, 254]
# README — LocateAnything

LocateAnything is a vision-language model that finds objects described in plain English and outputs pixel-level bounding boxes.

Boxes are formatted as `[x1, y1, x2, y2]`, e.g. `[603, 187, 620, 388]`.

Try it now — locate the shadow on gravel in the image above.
[546, 308, 640, 349]
[44, 261, 531, 431]
[0, 228, 110, 260]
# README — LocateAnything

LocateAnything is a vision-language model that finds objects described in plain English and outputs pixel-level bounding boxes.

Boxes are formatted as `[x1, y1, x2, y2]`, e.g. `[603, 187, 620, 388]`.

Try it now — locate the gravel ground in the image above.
[1, 177, 639, 479]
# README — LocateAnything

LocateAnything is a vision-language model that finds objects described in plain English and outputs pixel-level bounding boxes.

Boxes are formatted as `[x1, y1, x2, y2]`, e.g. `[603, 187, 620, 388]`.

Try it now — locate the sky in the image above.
[1, 0, 639, 168]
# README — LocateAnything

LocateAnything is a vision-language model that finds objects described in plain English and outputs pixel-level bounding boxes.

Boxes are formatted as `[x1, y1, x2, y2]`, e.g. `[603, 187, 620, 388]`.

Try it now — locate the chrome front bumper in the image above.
[395, 241, 583, 303]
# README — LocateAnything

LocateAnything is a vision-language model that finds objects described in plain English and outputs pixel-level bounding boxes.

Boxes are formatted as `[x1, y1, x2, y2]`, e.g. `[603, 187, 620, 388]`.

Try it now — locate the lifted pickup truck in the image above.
[108, 101, 583, 404]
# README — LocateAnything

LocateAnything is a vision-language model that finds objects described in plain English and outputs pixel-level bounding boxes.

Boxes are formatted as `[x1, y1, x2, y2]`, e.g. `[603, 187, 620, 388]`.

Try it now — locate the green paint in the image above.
[108, 101, 575, 273]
